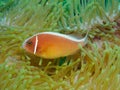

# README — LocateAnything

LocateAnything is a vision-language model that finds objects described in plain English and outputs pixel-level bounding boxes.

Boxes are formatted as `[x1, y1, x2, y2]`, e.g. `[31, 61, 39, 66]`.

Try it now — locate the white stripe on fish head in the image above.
[34, 35, 38, 54]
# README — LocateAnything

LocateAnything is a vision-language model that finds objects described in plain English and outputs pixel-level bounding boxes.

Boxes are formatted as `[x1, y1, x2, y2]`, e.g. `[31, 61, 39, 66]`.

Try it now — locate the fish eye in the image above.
[26, 40, 33, 45]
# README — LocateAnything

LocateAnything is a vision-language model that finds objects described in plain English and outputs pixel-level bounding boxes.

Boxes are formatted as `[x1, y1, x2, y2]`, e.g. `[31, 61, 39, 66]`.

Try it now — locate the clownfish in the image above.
[22, 32, 88, 59]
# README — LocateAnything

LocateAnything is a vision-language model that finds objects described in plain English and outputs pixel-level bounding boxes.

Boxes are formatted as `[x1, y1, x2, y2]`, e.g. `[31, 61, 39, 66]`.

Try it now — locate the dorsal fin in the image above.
[36, 31, 89, 43]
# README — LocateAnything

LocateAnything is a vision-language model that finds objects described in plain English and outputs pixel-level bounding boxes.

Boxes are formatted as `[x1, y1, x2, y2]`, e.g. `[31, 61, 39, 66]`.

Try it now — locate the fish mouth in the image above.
[22, 38, 29, 49]
[22, 36, 33, 49]
[22, 40, 26, 49]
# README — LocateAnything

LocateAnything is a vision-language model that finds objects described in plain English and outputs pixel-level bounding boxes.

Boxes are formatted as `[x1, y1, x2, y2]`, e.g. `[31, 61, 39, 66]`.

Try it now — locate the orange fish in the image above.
[22, 32, 88, 59]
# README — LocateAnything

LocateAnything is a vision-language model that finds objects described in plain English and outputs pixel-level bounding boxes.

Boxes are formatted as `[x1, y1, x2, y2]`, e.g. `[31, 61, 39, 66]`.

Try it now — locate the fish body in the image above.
[22, 32, 87, 59]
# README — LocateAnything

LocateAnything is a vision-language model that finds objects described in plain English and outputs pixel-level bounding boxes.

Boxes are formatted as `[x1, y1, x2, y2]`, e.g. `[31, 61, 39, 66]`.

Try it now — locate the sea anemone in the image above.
[0, 0, 120, 89]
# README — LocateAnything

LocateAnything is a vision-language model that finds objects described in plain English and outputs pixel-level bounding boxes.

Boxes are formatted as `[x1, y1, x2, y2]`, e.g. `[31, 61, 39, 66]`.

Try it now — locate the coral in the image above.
[0, 0, 120, 89]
